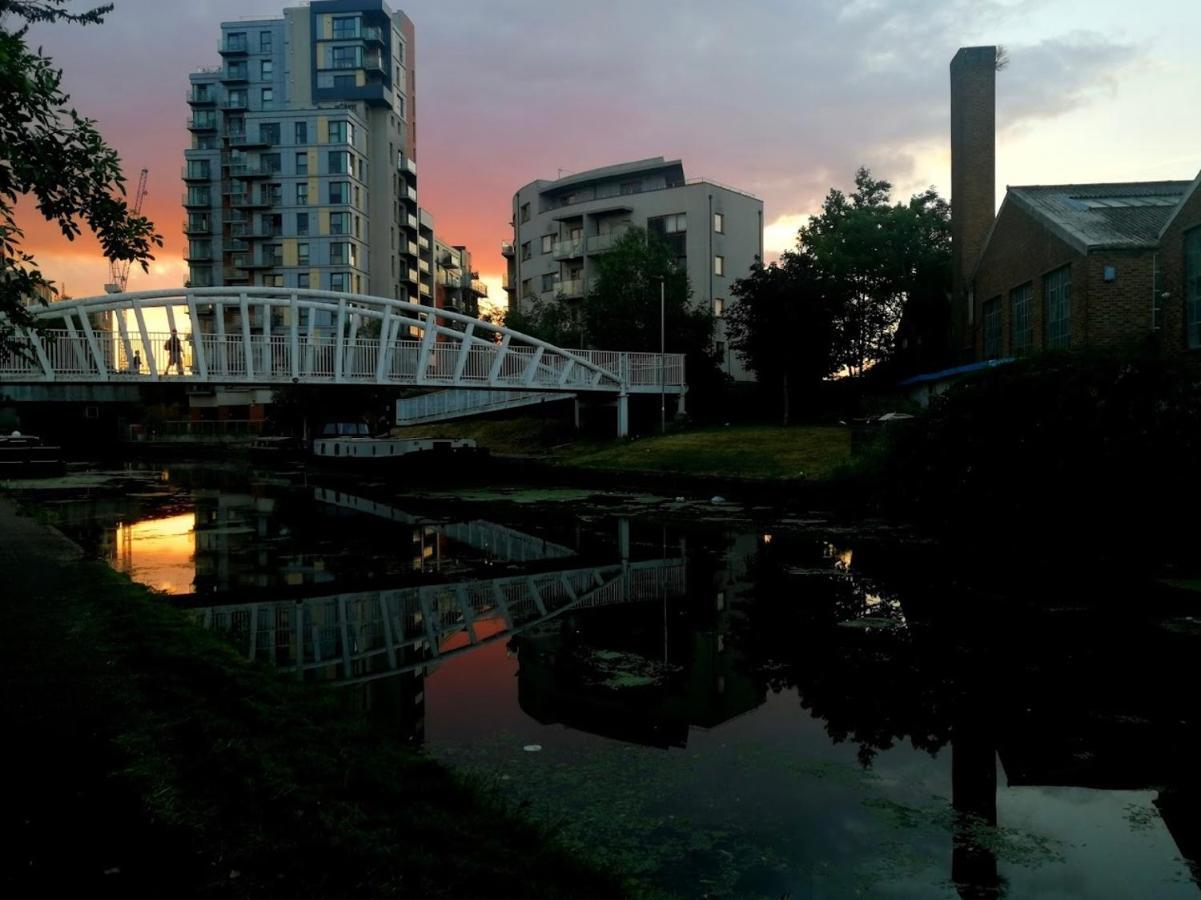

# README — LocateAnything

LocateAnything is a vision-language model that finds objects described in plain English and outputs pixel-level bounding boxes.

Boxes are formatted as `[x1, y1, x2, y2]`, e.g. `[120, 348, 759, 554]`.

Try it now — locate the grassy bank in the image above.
[0, 501, 635, 899]
[392, 419, 852, 481]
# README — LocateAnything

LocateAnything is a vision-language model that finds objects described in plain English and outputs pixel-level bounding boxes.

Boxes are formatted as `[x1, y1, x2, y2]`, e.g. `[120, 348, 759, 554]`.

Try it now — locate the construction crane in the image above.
[104, 167, 149, 294]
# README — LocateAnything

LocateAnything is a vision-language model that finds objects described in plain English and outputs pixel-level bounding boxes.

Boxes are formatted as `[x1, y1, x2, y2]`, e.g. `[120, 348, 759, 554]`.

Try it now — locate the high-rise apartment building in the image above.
[184, 0, 418, 305]
[503, 157, 763, 379]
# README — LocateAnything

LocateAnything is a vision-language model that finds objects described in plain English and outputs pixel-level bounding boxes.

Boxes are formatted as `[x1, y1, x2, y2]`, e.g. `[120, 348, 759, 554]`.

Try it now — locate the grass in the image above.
[393, 418, 853, 482]
[0, 503, 641, 899]
[560, 425, 851, 480]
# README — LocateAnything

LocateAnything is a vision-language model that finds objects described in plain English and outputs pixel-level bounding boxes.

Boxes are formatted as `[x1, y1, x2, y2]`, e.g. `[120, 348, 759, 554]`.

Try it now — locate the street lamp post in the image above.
[656, 275, 666, 434]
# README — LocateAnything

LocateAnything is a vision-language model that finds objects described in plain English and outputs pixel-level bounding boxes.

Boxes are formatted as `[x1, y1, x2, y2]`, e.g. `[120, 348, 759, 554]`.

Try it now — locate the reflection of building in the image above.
[514, 556, 762, 748]
[194, 558, 684, 743]
[503, 157, 763, 380]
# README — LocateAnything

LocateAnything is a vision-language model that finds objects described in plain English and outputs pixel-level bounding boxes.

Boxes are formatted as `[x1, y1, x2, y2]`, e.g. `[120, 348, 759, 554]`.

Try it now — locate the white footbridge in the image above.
[1, 287, 686, 435]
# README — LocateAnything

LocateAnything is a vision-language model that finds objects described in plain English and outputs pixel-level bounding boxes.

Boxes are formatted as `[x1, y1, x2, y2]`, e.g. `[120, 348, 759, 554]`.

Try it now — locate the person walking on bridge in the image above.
[164, 329, 184, 375]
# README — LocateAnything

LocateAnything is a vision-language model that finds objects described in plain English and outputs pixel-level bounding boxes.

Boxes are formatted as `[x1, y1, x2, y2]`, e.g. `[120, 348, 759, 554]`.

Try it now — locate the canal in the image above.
[34, 462, 1201, 899]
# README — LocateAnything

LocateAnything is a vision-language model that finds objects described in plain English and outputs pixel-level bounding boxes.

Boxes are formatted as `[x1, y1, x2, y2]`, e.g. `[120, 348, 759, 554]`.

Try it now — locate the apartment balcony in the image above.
[418, 282, 431, 297]
[418, 258, 430, 274]
[403, 156, 417, 177]
[219, 36, 249, 55]
[183, 218, 212, 235]
[552, 238, 585, 261]
[221, 68, 249, 84]
[500, 241, 515, 257]
[228, 132, 272, 149]
[187, 89, 216, 105]
[418, 236, 430, 251]
[470, 279, 488, 298]
[242, 226, 283, 240]
[182, 166, 212, 182]
[438, 249, 459, 268]
[228, 162, 274, 179]
[228, 192, 273, 209]
[363, 53, 386, 74]
[222, 265, 248, 280]
[362, 25, 385, 43]
[225, 238, 249, 254]
[407, 241, 418, 256]
[586, 226, 633, 254]
[556, 279, 586, 299]
[406, 213, 418, 230]
[220, 96, 248, 112]
[222, 209, 249, 225]
[405, 266, 418, 284]
[185, 246, 214, 262]
[182, 192, 211, 208]
[242, 255, 282, 270]
[187, 115, 218, 132]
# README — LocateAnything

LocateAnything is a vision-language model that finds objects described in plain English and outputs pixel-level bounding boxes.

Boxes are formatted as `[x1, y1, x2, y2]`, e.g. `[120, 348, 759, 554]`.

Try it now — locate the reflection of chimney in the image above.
[950, 46, 997, 358]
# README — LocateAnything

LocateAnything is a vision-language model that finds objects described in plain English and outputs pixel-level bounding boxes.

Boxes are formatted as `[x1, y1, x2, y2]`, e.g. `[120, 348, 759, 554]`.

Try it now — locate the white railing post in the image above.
[116, 311, 135, 374]
[303, 310, 317, 376]
[521, 346, 545, 386]
[334, 298, 346, 383]
[415, 312, 437, 382]
[239, 293, 254, 380]
[487, 333, 511, 384]
[133, 302, 157, 379]
[289, 294, 300, 380]
[374, 305, 392, 382]
[61, 315, 89, 375]
[187, 295, 208, 380]
[77, 309, 108, 380]
[214, 300, 228, 376]
[452, 323, 475, 383]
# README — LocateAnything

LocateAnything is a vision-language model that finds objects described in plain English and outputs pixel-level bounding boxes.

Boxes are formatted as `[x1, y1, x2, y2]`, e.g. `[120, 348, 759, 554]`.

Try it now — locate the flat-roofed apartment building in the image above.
[502, 157, 763, 380]
[184, 0, 419, 306]
[950, 46, 1201, 362]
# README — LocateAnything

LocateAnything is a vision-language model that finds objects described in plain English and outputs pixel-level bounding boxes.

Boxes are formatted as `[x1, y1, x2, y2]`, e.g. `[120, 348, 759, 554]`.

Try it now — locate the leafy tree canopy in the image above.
[0, 0, 161, 351]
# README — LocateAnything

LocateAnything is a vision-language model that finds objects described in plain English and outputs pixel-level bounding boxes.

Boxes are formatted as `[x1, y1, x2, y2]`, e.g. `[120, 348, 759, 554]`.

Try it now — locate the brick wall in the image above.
[969, 199, 1082, 358]
[1082, 251, 1155, 350]
[1158, 182, 1201, 354]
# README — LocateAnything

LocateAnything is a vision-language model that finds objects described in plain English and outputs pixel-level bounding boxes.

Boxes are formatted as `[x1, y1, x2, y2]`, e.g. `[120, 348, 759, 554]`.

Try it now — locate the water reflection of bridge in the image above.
[313, 487, 576, 563]
[192, 557, 686, 686]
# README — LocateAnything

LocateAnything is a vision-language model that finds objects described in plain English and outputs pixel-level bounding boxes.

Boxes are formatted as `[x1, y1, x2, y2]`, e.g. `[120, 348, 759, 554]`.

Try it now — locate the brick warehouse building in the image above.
[950, 46, 1201, 362]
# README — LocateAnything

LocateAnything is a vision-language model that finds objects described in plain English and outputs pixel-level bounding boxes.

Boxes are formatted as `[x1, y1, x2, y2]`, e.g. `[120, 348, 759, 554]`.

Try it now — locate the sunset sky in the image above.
[20, 0, 1201, 307]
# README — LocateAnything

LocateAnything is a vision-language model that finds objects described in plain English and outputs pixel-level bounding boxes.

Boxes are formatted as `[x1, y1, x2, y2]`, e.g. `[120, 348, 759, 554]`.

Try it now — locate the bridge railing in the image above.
[1, 326, 687, 394]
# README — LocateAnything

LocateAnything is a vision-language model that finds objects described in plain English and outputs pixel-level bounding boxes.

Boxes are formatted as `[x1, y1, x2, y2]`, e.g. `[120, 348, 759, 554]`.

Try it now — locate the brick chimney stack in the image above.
[950, 46, 997, 360]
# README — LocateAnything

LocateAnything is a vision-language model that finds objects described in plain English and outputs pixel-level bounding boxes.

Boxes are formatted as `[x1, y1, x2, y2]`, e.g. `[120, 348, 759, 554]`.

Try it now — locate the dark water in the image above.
[40, 464, 1201, 899]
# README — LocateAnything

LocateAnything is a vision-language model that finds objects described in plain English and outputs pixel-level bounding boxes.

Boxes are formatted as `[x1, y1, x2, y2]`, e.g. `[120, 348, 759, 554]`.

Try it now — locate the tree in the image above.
[726, 254, 837, 423]
[504, 228, 725, 412]
[0, 1, 161, 353]
[798, 168, 950, 377]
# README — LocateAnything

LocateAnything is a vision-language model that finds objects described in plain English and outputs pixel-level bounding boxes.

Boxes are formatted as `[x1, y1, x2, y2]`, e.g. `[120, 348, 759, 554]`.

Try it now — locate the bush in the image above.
[861, 352, 1201, 568]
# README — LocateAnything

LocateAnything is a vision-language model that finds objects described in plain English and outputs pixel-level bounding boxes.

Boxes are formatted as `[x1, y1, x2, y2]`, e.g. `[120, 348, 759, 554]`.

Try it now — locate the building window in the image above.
[714, 255, 725, 276]
[332, 16, 359, 39]
[982, 296, 1002, 358]
[261, 87, 273, 109]
[294, 121, 307, 144]
[328, 150, 351, 174]
[620, 180, 640, 195]
[716, 341, 727, 358]
[266, 183, 282, 205]
[521, 241, 531, 261]
[259, 122, 279, 144]
[1044, 265, 1071, 349]
[225, 32, 246, 52]
[396, 94, 405, 119]
[541, 273, 557, 292]
[331, 243, 350, 266]
[297, 243, 309, 265]
[521, 278, 533, 299]
[297, 273, 310, 289]
[296, 212, 309, 236]
[330, 211, 349, 234]
[650, 213, 686, 234]
[295, 152, 308, 176]
[331, 45, 360, 70]
[329, 182, 349, 205]
[226, 89, 246, 109]
[714, 212, 725, 233]
[259, 31, 271, 52]
[541, 234, 553, 254]
[264, 244, 283, 267]
[330, 272, 348, 292]
[328, 121, 353, 145]
[261, 152, 281, 174]
[264, 274, 284, 288]
[714, 297, 725, 317]
[520, 202, 530, 224]
[260, 60, 272, 80]
[296, 182, 308, 205]
[1009, 283, 1033, 352]
[1187, 229, 1201, 349]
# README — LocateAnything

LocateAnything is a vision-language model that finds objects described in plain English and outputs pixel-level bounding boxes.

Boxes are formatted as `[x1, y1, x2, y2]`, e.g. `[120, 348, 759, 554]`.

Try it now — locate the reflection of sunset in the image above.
[113, 512, 196, 595]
